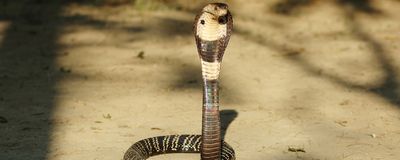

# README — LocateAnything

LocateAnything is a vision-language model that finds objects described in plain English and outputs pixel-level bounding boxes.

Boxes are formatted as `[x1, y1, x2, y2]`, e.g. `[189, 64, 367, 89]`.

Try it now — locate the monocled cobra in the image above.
[123, 3, 234, 160]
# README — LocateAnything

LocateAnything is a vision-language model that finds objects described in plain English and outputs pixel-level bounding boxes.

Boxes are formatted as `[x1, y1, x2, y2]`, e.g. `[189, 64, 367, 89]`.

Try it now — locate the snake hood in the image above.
[194, 3, 233, 42]
[194, 3, 233, 64]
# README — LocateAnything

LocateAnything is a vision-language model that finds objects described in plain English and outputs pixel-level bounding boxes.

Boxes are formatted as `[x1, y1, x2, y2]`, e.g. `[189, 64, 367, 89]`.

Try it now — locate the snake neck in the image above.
[197, 25, 226, 160]
[201, 56, 222, 160]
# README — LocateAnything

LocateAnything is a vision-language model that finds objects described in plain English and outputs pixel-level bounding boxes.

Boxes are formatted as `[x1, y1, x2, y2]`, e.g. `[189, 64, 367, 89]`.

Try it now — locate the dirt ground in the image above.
[1, 0, 400, 160]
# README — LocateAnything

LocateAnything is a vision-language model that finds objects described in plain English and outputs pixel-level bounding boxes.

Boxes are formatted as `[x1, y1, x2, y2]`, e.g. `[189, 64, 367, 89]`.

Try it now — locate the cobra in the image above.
[123, 3, 234, 160]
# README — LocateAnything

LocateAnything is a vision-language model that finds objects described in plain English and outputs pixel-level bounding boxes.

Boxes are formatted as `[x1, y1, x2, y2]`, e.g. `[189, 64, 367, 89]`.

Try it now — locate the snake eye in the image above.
[218, 16, 227, 24]
[200, 20, 205, 25]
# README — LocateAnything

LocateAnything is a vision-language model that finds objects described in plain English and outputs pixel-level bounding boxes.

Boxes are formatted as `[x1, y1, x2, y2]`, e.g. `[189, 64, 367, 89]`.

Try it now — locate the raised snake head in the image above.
[194, 3, 233, 42]
[194, 3, 233, 81]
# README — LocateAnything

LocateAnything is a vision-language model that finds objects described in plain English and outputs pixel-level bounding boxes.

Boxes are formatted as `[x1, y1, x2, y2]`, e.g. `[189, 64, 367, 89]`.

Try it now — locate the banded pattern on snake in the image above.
[123, 3, 234, 160]
[123, 135, 234, 160]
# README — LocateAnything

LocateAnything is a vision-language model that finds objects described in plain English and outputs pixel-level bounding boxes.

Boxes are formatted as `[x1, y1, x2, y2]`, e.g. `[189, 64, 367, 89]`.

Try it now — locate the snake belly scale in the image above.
[123, 3, 234, 160]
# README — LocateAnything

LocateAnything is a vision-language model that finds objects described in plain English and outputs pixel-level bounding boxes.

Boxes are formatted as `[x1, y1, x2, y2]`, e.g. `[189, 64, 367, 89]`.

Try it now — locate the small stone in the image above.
[0, 116, 8, 123]
[103, 114, 112, 119]
[151, 127, 162, 130]
[335, 120, 348, 127]
[59, 67, 71, 73]
[137, 51, 145, 59]
[288, 146, 306, 153]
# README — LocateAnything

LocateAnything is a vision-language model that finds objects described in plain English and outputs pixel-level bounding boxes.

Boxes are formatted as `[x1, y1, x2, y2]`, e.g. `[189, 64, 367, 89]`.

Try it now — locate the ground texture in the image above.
[1, 0, 400, 160]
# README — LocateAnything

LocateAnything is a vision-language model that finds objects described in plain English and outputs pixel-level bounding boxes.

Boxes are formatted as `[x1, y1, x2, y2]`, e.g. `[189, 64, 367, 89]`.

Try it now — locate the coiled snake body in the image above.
[123, 3, 234, 160]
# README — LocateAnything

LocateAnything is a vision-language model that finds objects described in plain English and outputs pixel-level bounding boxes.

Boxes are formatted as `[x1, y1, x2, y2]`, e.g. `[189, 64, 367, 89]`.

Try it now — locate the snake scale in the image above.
[123, 3, 234, 160]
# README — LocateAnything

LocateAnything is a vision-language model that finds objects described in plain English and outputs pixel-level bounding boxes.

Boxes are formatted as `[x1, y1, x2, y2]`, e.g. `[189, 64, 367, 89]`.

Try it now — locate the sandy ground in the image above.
[1, 0, 400, 160]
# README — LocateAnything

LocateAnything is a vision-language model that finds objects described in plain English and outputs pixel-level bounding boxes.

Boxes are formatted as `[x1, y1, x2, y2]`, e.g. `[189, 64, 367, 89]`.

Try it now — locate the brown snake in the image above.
[123, 3, 234, 160]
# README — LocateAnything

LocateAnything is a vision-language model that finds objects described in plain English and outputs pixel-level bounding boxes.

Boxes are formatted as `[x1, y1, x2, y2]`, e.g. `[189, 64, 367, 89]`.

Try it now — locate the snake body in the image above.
[123, 3, 234, 160]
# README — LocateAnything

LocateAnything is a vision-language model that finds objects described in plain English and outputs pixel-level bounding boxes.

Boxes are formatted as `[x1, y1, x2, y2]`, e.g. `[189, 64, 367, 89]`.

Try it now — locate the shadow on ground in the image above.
[241, 0, 400, 107]
[0, 0, 123, 159]
[0, 1, 62, 159]
[220, 109, 238, 139]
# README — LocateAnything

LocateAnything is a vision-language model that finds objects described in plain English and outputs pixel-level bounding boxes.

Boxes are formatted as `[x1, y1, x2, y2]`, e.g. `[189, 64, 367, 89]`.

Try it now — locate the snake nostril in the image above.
[218, 16, 227, 24]
[201, 20, 205, 25]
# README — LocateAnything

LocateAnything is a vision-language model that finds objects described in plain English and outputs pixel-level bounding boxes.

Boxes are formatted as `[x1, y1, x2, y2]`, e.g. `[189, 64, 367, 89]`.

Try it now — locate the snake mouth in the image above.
[204, 11, 216, 17]
[203, 11, 228, 23]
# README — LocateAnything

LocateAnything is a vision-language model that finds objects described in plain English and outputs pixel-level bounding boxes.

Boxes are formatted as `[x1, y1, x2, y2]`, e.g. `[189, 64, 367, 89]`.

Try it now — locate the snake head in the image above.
[202, 3, 229, 19]
[194, 3, 233, 42]
[194, 3, 233, 80]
